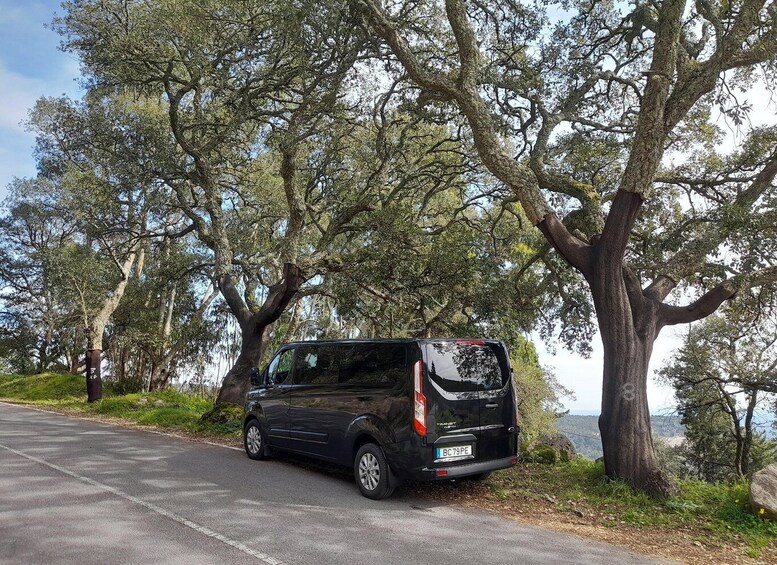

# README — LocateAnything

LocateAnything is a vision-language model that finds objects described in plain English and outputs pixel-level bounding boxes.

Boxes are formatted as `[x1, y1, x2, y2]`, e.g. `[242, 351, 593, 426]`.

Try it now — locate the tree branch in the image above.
[658, 272, 772, 326]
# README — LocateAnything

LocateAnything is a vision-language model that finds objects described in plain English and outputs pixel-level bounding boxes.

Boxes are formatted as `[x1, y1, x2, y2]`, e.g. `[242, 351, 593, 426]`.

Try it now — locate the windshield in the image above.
[425, 341, 507, 392]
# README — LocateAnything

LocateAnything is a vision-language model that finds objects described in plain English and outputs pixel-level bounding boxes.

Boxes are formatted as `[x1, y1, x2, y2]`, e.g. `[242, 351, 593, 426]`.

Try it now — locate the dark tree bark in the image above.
[118, 344, 129, 381]
[536, 195, 681, 497]
[85, 348, 102, 402]
[148, 366, 169, 391]
[214, 263, 305, 406]
[591, 254, 674, 496]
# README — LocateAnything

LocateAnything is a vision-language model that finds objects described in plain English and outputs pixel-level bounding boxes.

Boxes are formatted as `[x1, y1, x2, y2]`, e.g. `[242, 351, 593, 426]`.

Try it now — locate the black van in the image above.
[242, 339, 519, 499]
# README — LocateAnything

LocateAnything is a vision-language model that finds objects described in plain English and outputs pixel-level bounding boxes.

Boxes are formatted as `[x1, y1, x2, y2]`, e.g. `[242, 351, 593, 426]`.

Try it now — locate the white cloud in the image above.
[0, 58, 80, 135]
[0, 64, 47, 133]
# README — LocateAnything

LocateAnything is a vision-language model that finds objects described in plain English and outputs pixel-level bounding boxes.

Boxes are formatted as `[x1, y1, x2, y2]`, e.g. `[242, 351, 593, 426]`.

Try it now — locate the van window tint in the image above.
[425, 342, 505, 392]
[338, 343, 406, 386]
[293, 345, 338, 385]
[268, 349, 294, 384]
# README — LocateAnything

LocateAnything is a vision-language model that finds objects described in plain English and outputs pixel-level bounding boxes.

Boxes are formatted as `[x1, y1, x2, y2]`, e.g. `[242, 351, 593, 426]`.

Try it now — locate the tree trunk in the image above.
[214, 263, 305, 406]
[70, 355, 80, 375]
[741, 390, 758, 477]
[590, 232, 679, 498]
[85, 348, 102, 402]
[215, 324, 271, 405]
[118, 345, 130, 381]
[148, 365, 168, 391]
[137, 353, 148, 391]
[597, 330, 677, 496]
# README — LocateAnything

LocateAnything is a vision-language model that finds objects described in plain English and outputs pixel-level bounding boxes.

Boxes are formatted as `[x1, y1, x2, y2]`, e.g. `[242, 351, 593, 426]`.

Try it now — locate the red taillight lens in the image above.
[512, 374, 520, 427]
[413, 359, 427, 436]
[455, 339, 486, 346]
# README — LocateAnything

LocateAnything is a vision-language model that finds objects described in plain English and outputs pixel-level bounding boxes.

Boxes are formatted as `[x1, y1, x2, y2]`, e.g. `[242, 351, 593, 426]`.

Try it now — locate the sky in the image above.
[0, 1, 81, 193]
[6, 0, 766, 414]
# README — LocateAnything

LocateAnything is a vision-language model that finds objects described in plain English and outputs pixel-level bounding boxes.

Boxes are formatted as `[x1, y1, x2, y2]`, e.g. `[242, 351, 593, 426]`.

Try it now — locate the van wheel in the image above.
[243, 420, 268, 460]
[354, 443, 395, 500]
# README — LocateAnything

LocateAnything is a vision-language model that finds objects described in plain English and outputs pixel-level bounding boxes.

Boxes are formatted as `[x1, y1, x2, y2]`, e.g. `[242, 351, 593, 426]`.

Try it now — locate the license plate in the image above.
[436, 445, 472, 460]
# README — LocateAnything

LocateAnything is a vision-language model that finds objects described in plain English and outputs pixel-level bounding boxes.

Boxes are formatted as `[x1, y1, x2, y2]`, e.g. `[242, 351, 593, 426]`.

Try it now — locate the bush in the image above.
[110, 376, 143, 395]
[523, 445, 558, 464]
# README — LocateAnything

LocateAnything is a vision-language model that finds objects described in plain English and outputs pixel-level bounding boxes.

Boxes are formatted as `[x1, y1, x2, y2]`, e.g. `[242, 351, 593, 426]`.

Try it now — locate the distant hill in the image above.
[556, 414, 685, 459]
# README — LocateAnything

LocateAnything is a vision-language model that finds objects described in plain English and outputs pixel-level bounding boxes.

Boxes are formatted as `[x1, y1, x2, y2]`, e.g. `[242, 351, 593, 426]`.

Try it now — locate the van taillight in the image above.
[512, 373, 520, 427]
[413, 359, 427, 436]
[455, 339, 486, 346]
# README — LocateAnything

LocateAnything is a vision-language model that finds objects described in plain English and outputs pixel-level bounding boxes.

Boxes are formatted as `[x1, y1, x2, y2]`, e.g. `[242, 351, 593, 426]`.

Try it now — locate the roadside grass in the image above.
[0, 372, 86, 400]
[420, 458, 777, 563]
[0, 373, 242, 439]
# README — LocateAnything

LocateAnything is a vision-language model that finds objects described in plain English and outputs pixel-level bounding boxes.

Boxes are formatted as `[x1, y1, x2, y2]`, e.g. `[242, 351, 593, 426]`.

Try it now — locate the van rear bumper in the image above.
[417, 455, 517, 480]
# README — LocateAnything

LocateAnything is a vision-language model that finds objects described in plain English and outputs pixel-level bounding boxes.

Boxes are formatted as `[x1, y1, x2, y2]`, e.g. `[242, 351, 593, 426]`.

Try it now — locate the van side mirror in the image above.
[249, 367, 263, 387]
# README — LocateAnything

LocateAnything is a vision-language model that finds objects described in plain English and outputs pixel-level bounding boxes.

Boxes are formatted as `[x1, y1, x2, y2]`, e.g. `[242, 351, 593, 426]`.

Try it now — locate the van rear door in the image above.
[423, 340, 514, 461]
[476, 341, 515, 460]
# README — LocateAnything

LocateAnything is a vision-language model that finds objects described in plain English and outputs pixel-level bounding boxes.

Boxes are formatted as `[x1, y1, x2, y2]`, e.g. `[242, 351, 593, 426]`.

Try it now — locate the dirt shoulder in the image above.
[409, 467, 776, 565]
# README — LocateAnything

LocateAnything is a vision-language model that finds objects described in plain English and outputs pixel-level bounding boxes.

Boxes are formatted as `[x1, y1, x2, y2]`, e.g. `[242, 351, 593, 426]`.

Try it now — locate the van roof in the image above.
[282, 338, 503, 347]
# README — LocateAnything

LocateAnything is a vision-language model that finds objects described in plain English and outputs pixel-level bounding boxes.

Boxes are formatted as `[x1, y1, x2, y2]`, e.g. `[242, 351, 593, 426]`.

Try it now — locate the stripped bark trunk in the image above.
[591, 242, 674, 495]
[85, 348, 102, 402]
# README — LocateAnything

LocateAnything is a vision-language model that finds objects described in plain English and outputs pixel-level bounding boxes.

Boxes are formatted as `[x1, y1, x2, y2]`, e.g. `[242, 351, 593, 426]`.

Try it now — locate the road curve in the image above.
[0, 402, 671, 565]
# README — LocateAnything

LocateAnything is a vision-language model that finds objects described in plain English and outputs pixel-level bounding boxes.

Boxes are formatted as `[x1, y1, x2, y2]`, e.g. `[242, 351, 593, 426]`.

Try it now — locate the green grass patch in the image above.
[484, 458, 777, 558]
[0, 373, 242, 438]
[0, 372, 86, 400]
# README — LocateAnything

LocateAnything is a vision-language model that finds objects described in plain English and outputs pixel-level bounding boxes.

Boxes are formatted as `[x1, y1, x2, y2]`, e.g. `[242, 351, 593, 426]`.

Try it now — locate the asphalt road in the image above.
[0, 402, 671, 565]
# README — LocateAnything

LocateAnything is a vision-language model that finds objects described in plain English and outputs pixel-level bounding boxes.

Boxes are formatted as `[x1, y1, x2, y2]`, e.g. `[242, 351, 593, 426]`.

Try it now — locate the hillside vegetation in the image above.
[558, 414, 685, 459]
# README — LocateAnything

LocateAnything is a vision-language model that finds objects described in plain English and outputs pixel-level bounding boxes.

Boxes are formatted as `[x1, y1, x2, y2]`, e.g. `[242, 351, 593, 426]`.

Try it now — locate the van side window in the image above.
[268, 349, 294, 384]
[293, 345, 338, 385]
[338, 344, 405, 386]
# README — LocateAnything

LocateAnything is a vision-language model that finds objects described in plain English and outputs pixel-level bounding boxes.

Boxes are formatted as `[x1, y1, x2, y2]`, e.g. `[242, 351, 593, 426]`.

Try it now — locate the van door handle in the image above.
[485, 403, 498, 409]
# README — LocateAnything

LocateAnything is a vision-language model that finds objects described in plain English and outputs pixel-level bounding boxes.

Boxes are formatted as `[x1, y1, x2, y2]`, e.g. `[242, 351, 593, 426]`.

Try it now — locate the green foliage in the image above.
[512, 340, 572, 443]
[659, 297, 777, 482]
[110, 375, 144, 395]
[199, 402, 245, 433]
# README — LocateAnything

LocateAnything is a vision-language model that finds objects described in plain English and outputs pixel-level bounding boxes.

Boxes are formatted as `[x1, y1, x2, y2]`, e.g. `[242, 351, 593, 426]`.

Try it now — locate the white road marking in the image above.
[0, 442, 288, 565]
[205, 441, 243, 451]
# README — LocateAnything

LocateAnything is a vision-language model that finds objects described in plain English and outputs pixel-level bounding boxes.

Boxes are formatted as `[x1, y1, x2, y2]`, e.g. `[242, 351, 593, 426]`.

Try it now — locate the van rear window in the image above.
[425, 342, 506, 392]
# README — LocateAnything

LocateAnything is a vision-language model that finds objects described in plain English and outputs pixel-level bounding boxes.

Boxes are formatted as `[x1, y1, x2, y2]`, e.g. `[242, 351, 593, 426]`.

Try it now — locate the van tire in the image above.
[354, 443, 395, 500]
[243, 420, 269, 460]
